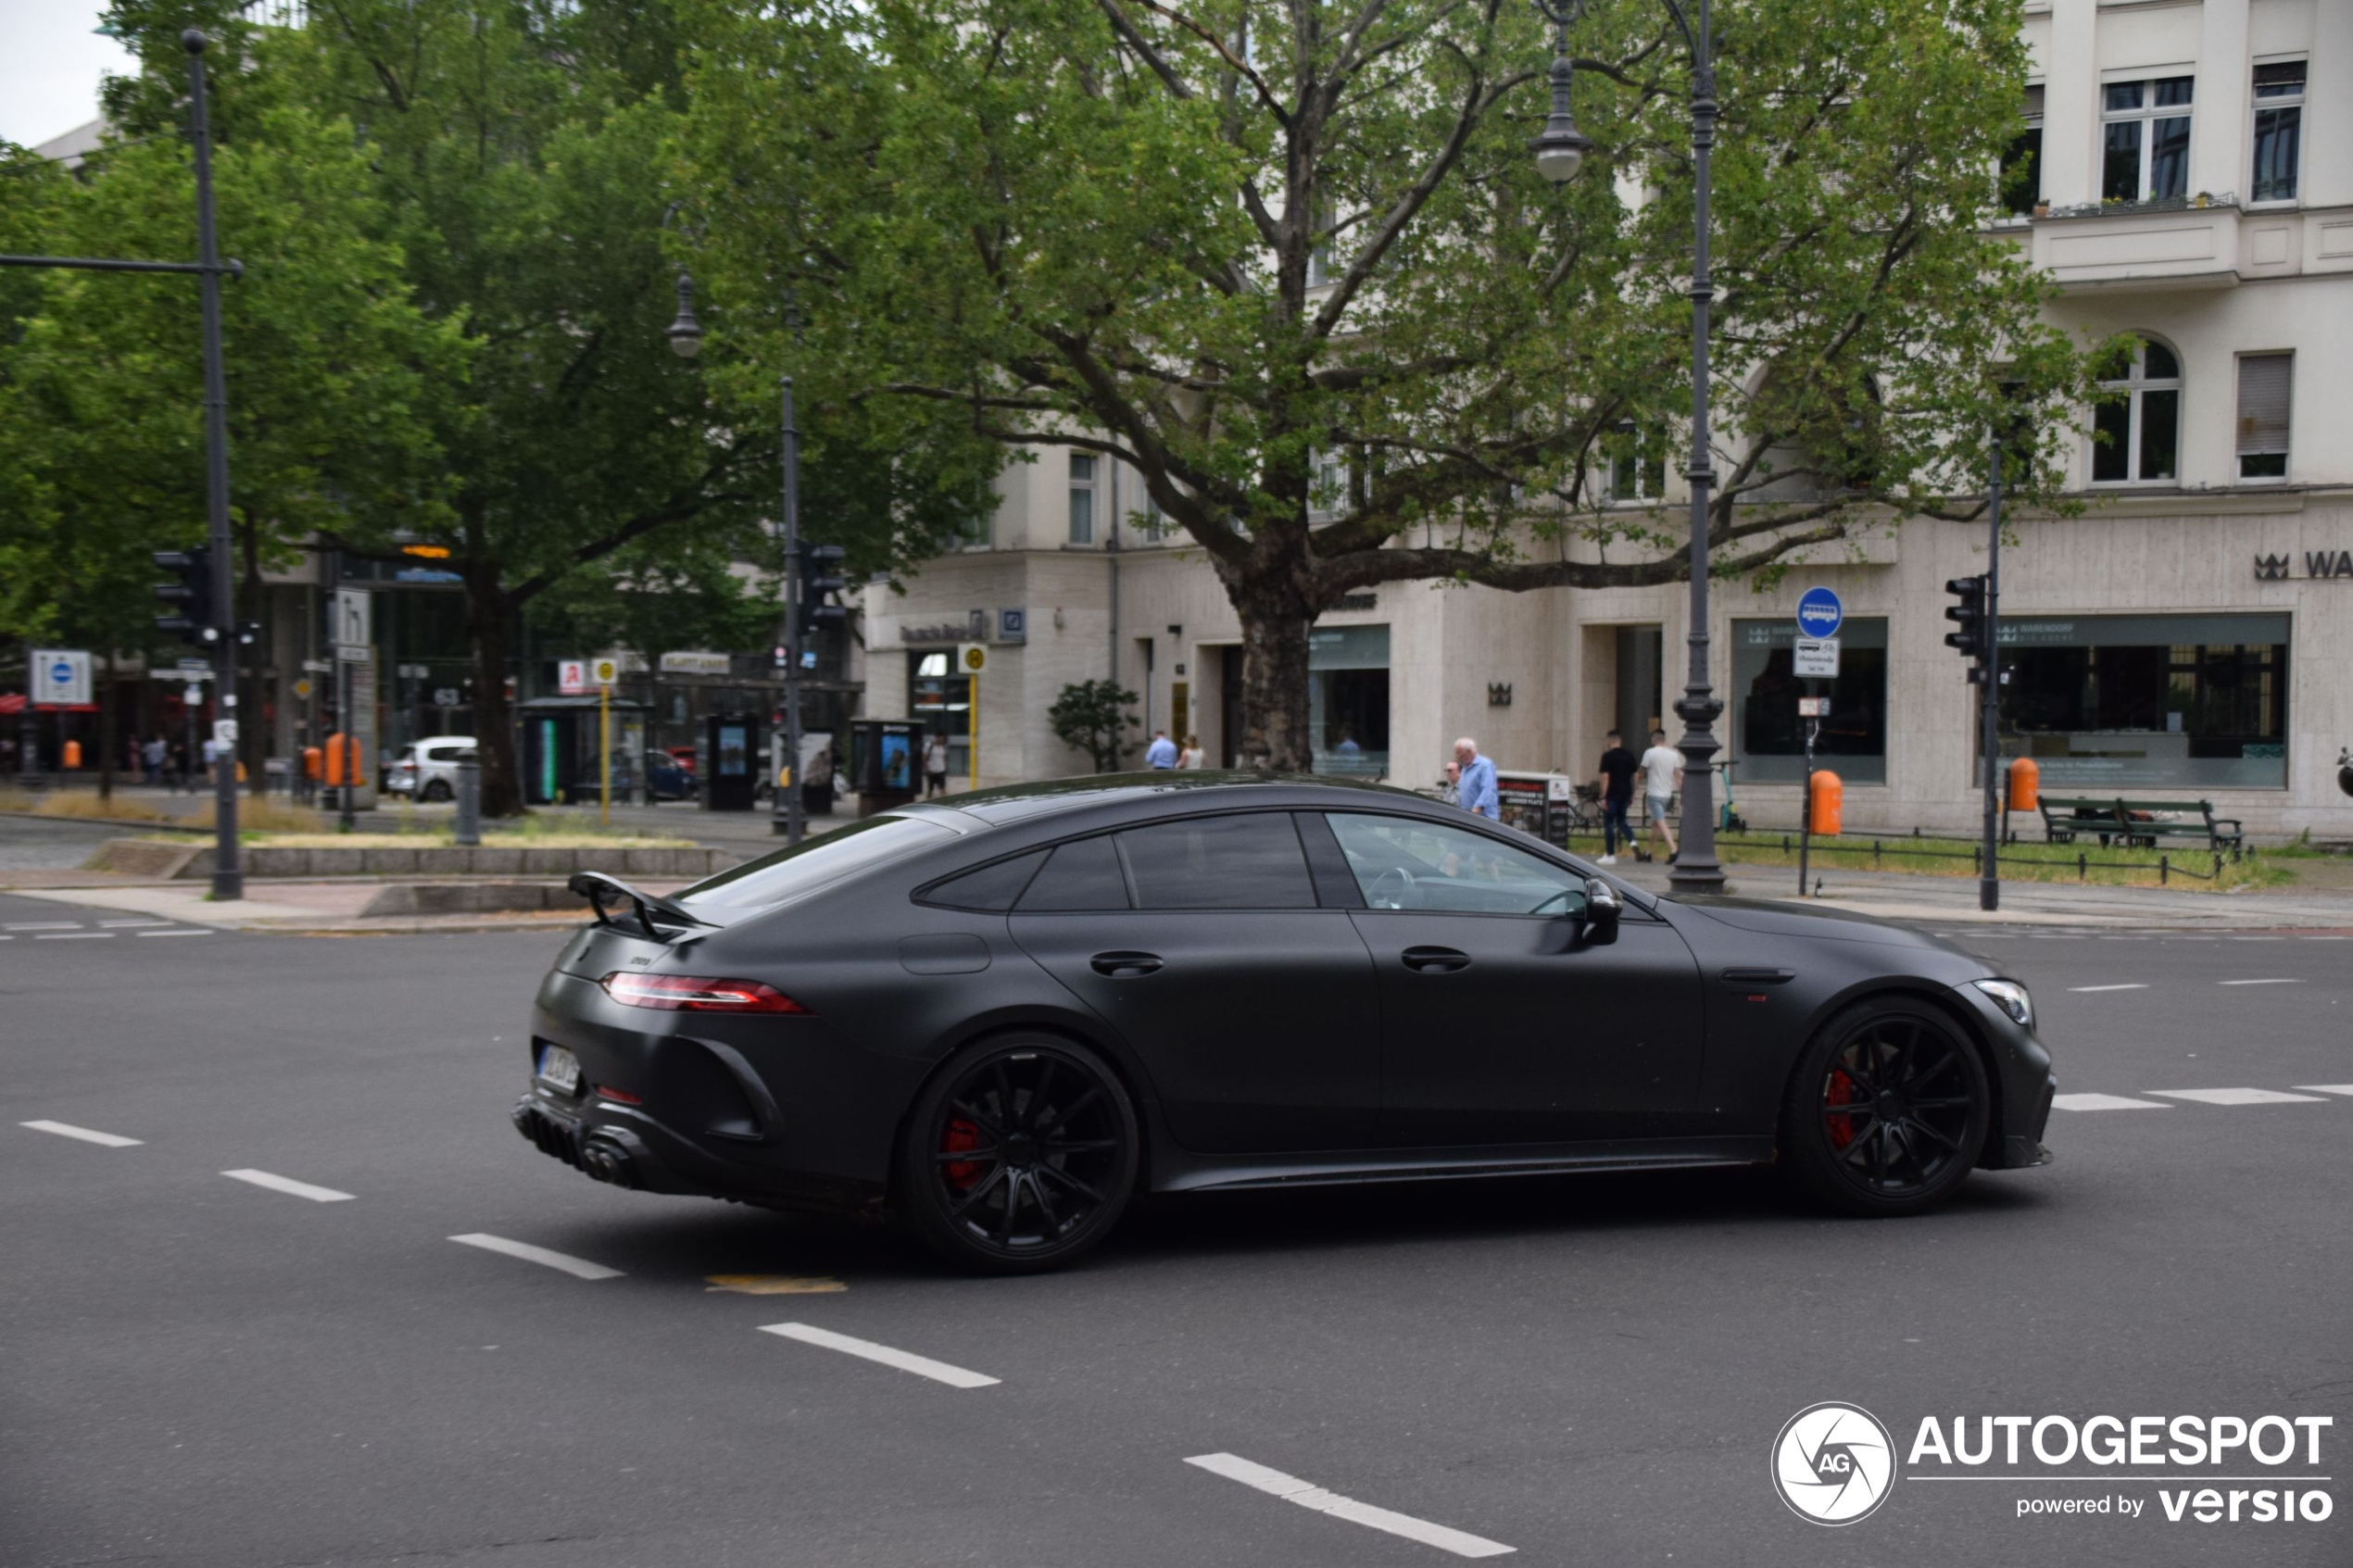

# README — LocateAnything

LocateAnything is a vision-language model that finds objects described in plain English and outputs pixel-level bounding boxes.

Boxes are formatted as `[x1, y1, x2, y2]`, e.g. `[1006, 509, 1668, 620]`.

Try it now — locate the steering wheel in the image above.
[1367, 867, 1416, 910]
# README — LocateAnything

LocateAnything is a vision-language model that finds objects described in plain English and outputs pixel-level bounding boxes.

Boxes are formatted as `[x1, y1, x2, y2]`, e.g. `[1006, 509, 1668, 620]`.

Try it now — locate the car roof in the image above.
[902, 771, 1431, 828]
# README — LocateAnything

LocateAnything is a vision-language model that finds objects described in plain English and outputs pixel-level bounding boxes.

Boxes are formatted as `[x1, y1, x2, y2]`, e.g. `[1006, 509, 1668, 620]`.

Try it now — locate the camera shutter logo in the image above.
[1771, 1402, 1896, 1525]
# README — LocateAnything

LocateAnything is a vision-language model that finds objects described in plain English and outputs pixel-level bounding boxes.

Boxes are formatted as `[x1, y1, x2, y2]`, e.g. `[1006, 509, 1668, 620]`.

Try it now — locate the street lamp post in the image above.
[1532, 0, 1728, 895]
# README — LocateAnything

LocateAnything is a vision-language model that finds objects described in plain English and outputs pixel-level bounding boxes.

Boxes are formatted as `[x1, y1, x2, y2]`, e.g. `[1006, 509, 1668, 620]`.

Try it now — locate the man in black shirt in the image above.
[1595, 730, 1640, 864]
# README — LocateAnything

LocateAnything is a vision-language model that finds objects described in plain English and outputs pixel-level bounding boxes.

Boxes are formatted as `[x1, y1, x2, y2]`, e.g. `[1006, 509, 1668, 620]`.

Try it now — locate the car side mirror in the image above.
[1579, 877, 1621, 946]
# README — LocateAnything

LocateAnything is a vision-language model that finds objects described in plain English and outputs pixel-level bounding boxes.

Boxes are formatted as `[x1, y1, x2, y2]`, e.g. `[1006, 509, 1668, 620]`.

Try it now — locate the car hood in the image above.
[1675, 897, 1993, 965]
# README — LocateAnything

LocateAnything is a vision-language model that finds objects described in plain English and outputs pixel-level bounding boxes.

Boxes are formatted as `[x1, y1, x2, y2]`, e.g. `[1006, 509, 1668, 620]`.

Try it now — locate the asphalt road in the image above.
[3, 895, 2347, 1567]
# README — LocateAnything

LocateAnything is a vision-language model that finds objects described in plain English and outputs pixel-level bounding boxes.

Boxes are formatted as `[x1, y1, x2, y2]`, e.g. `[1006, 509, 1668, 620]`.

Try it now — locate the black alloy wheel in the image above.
[1780, 1000, 1991, 1216]
[897, 1036, 1138, 1273]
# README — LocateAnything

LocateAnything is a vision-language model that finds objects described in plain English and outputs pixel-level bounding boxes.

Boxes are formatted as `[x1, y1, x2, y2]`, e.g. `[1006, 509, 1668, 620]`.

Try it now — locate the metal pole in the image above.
[454, 755, 481, 847]
[777, 376, 806, 844]
[968, 665, 979, 790]
[598, 678, 610, 825]
[336, 657, 356, 832]
[18, 640, 38, 778]
[1797, 711, 1817, 897]
[1980, 435, 2004, 911]
[1668, 0, 1728, 895]
[185, 31, 241, 898]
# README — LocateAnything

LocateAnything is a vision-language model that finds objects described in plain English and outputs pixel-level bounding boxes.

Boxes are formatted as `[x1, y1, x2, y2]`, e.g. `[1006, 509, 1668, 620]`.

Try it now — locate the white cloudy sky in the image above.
[2, 0, 134, 148]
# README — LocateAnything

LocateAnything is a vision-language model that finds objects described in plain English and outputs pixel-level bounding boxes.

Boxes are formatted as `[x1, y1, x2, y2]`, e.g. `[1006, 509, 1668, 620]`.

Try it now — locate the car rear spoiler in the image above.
[568, 871, 713, 936]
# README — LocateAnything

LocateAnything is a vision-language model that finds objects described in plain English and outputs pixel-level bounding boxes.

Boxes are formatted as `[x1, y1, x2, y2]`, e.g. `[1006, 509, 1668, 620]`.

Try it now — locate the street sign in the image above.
[332, 587, 371, 649]
[433, 686, 460, 708]
[1797, 696, 1831, 718]
[335, 644, 371, 664]
[212, 719, 238, 747]
[591, 656, 621, 687]
[31, 649, 92, 708]
[1795, 585, 1843, 640]
[558, 659, 590, 696]
[293, 679, 312, 699]
[1793, 637, 1841, 678]
[183, 684, 204, 706]
[177, 657, 213, 674]
[302, 659, 333, 674]
[958, 644, 988, 675]
[999, 608, 1026, 643]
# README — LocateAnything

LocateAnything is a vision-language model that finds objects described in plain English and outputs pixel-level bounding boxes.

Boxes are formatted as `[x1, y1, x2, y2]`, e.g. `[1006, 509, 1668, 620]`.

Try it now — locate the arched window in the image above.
[2092, 339, 2179, 483]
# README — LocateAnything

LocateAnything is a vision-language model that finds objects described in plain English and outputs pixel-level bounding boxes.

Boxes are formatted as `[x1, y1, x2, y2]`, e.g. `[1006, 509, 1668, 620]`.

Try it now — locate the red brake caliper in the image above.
[940, 1117, 983, 1189]
[1825, 1069, 1858, 1151]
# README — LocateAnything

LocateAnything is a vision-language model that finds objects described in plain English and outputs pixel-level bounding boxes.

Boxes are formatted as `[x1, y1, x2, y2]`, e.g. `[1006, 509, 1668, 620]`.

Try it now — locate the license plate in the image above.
[536, 1045, 583, 1095]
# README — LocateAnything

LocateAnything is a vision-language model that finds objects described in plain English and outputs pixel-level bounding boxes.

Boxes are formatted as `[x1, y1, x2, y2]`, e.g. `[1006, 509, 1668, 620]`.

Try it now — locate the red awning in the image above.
[0, 694, 23, 714]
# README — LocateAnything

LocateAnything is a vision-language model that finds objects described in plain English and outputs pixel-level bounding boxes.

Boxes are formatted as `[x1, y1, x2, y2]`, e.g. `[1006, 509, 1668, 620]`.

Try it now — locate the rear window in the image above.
[921, 850, 1047, 911]
[1014, 837, 1130, 911]
[677, 815, 956, 917]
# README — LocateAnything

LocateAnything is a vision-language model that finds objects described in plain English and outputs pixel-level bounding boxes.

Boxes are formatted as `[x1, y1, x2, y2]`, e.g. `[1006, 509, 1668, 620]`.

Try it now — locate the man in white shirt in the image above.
[1638, 728, 1684, 862]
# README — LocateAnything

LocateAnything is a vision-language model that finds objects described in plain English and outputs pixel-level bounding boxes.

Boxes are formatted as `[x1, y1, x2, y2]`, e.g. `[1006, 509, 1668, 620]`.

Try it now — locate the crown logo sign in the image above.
[2254, 553, 2291, 581]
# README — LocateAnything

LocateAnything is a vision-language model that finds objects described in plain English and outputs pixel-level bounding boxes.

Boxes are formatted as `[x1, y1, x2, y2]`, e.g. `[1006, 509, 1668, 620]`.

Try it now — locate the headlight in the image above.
[1973, 978, 2033, 1029]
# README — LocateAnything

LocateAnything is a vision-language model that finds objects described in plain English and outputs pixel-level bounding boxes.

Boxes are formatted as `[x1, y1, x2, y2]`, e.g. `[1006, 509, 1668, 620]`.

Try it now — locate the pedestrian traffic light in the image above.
[153, 547, 217, 646]
[1943, 574, 1988, 662]
[799, 542, 848, 630]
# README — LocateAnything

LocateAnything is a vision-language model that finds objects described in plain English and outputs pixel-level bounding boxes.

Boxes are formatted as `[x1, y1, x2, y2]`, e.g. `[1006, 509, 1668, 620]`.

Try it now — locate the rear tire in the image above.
[422, 779, 453, 803]
[896, 1035, 1138, 1273]
[1780, 1000, 1990, 1217]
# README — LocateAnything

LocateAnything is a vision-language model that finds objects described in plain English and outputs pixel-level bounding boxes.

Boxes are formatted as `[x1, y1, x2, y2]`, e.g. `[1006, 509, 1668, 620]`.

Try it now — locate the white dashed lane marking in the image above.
[2298, 1085, 2353, 1097]
[2068, 984, 2148, 993]
[448, 1234, 623, 1280]
[759, 1323, 1000, 1389]
[136, 928, 213, 937]
[2218, 977, 2301, 986]
[1185, 1452, 1516, 1560]
[2052, 1093, 2172, 1112]
[2147, 1087, 2327, 1107]
[34, 932, 113, 940]
[220, 1169, 356, 1203]
[20, 1120, 144, 1148]
[4, 922, 82, 931]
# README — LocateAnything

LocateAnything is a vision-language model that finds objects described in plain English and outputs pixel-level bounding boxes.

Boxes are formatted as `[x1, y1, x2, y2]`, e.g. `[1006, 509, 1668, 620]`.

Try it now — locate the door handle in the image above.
[1090, 951, 1164, 978]
[1401, 946, 1472, 973]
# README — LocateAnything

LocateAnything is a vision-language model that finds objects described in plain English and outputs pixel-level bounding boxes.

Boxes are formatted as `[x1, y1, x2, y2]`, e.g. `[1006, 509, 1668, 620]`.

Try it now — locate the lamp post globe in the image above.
[665, 270, 704, 358]
[1530, 54, 1592, 183]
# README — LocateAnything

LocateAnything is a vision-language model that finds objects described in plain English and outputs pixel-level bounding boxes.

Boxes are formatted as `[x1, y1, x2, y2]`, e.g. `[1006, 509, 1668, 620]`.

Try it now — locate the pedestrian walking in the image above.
[1439, 760, 1461, 807]
[143, 735, 167, 788]
[1453, 737, 1499, 821]
[1593, 729, 1638, 864]
[922, 732, 949, 798]
[1638, 728, 1684, 862]
[1144, 729, 1177, 770]
[200, 734, 219, 784]
[1176, 734, 1205, 770]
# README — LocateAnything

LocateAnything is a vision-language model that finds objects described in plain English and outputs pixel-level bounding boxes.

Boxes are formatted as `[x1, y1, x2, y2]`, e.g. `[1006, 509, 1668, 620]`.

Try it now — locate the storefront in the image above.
[1732, 618, 1889, 785]
[1308, 624, 1390, 780]
[909, 650, 973, 778]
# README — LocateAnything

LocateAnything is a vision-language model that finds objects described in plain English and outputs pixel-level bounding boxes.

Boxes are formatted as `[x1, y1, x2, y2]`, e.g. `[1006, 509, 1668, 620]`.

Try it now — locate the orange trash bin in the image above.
[2007, 756, 2040, 814]
[1807, 769, 1843, 836]
[61, 738, 82, 770]
[322, 733, 361, 787]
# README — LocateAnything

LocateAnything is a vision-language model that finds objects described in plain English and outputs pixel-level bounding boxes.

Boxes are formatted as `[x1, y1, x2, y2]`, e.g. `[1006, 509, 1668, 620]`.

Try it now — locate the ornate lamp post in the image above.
[1531, 0, 1727, 894]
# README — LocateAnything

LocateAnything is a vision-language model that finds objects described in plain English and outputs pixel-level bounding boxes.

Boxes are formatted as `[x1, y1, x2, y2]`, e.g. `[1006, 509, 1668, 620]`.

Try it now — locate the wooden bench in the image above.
[2036, 796, 2244, 852]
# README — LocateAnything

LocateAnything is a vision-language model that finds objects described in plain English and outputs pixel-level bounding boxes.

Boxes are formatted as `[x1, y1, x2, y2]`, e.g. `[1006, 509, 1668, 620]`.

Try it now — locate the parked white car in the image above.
[385, 736, 477, 801]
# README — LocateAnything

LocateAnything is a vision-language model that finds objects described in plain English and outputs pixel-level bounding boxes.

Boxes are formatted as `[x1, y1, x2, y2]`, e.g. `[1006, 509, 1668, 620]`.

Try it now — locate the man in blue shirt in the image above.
[1453, 737, 1499, 820]
[1144, 729, 1178, 769]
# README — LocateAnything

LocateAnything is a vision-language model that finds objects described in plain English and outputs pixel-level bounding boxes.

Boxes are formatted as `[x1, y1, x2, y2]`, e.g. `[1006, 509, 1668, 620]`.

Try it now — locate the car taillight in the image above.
[598, 972, 809, 1013]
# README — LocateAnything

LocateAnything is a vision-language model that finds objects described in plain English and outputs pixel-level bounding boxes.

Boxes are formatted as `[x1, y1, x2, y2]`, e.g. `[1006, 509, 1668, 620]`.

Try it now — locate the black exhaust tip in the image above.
[581, 1135, 641, 1189]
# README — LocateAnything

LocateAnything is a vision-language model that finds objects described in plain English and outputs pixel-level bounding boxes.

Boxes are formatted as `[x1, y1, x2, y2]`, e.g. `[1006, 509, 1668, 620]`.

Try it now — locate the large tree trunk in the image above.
[462, 567, 526, 818]
[1228, 571, 1316, 773]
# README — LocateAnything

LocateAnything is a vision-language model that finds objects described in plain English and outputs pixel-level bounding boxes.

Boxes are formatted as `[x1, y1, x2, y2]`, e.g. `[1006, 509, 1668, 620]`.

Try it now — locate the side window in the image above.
[1114, 813, 1318, 909]
[1014, 836, 1130, 911]
[1326, 812, 1584, 916]
[922, 850, 1047, 911]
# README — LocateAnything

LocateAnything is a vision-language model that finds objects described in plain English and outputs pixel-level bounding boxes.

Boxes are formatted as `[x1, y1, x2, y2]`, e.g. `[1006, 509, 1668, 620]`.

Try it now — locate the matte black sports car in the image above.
[514, 775, 2055, 1271]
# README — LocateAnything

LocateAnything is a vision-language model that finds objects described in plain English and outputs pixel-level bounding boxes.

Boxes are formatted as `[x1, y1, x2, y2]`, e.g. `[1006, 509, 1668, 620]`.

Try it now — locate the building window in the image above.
[2250, 61, 2304, 204]
[2101, 76, 2193, 205]
[1733, 619, 1888, 785]
[1067, 453, 1097, 545]
[2091, 339, 2180, 484]
[2236, 353, 2292, 480]
[1606, 421, 1667, 501]
[1307, 623, 1390, 779]
[910, 651, 971, 777]
[1993, 614, 2288, 789]
[2002, 85, 2045, 216]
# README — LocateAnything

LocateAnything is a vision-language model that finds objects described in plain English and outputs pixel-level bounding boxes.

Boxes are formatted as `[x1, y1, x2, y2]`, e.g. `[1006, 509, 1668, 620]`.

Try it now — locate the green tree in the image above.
[1048, 678, 1141, 771]
[683, 0, 2098, 770]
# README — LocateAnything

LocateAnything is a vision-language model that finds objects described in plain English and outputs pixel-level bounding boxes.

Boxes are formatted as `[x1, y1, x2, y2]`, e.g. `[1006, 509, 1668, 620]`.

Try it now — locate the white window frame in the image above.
[2100, 75, 2195, 205]
[2248, 59, 2305, 207]
[2234, 351, 2292, 482]
[1607, 421, 1667, 503]
[2090, 339, 2182, 486]
[1067, 452, 1098, 545]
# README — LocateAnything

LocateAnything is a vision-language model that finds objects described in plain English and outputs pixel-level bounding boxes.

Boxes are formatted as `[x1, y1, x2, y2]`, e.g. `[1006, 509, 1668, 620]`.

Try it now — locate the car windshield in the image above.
[675, 815, 957, 919]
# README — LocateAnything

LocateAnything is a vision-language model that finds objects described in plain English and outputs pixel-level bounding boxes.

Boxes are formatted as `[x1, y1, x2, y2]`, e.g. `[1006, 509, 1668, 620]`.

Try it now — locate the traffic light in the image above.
[153, 547, 216, 646]
[1944, 574, 1988, 662]
[799, 542, 848, 630]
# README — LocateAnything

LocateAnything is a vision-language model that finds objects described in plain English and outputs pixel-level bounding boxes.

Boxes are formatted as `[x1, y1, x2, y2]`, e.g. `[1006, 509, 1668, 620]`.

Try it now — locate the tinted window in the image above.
[678, 815, 956, 917]
[922, 850, 1047, 911]
[1015, 836, 1130, 911]
[1115, 813, 1317, 909]
[1326, 812, 1582, 916]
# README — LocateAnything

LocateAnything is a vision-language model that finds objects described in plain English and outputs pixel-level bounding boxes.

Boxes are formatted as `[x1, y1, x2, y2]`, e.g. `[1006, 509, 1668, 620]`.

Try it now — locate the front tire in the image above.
[897, 1035, 1139, 1273]
[1780, 1000, 1990, 1217]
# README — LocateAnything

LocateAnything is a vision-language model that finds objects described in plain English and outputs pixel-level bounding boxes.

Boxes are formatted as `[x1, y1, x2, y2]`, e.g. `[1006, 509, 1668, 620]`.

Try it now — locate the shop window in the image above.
[2236, 354, 2291, 480]
[2091, 339, 2179, 484]
[1308, 623, 1390, 779]
[2250, 61, 2304, 204]
[909, 651, 970, 778]
[1993, 614, 2288, 788]
[2102, 76, 2194, 204]
[1732, 619, 1887, 784]
[1068, 453, 1097, 545]
[2002, 85, 2045, 216]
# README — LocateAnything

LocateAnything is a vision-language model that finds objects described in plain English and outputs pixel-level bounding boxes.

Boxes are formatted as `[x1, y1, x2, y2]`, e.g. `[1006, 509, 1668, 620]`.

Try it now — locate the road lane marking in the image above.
[2218, 977, 2300, 985]
[135, 928, 212, 937]
[98, 919, 167, 928]
[2051, 1094, 2171, 1111]
[448, 1233, 623, 1280]
[21, 1120, 143, 1148]
[5, 922, 82, 931]
[758, 1323, 998, 1388]
[2296, 1085, 2353, 1097]
[707, 1274, 846, 1295]
[2146, 1087, 2327, 1107]
[221, 1168, 355, 1202]
[34, 932, 112, 940]
[2068, 984, 2148, 993]
[1184, 1453, 1516, 1559]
